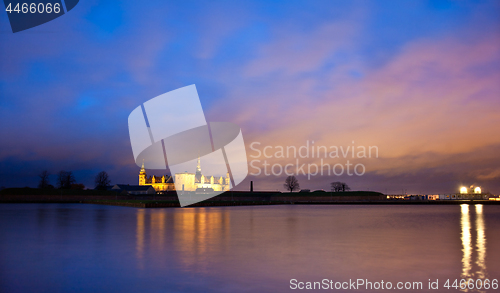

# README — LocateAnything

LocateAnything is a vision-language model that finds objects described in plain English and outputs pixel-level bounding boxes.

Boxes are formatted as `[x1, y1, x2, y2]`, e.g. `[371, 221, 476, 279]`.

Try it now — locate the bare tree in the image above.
[57, 171, 76, 189]
[331, 181, 351, 192]
[38, 170, 50, 189]
[284, 176, 300, 192]
[95, 171, 111, 190]
[57, 171, 65, 189]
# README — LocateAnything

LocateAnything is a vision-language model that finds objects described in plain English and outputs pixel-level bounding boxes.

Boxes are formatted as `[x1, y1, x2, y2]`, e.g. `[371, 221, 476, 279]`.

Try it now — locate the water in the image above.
[0, 204, 499, 292]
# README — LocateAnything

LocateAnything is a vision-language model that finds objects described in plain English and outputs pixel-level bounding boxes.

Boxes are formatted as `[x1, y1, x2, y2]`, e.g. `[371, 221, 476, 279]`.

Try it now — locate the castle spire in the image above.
[140, 159, 146, 174]
[196, 156, 201, 173]
[139, 159, 146, 185]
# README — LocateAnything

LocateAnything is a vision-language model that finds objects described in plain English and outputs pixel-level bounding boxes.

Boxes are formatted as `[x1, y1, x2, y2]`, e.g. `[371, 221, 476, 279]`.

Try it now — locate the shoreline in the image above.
[0, 199, 497, 208]
[1, 189, 497, 208]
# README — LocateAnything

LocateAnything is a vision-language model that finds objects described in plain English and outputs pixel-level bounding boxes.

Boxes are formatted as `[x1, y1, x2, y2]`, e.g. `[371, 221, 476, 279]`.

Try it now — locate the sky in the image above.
[0, 0, 499, 194]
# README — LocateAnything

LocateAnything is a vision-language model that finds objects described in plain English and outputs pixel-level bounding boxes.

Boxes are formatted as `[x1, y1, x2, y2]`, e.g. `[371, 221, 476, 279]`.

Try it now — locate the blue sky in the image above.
[1, 0, 499, 193]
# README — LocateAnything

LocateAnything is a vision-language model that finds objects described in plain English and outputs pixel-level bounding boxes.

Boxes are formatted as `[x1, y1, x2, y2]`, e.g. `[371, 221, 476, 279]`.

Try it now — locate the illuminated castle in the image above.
[139, 157, 230, 192]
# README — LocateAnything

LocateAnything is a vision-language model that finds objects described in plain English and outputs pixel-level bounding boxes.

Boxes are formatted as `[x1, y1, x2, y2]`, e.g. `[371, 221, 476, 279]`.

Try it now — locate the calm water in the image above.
[0, 204, 499, 293]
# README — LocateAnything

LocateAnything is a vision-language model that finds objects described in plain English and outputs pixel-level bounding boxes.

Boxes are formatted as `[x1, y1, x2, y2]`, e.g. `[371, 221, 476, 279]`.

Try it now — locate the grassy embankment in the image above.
[2, 188, 494, 207]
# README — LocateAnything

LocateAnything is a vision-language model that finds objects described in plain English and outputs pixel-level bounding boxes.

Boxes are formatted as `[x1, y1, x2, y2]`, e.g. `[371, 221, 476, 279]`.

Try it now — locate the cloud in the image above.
[244, 21, 359, 76]
[211, 28, 500, 192]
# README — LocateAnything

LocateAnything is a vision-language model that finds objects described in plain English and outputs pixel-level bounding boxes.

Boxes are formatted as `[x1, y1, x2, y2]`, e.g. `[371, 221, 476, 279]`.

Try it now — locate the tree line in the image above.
[284, 175, 350, 192]
[38, 170, 111, 190]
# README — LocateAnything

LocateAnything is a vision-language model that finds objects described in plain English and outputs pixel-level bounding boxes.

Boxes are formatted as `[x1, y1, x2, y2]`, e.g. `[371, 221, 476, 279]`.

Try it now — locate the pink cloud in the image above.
[210, 33, 500, 186]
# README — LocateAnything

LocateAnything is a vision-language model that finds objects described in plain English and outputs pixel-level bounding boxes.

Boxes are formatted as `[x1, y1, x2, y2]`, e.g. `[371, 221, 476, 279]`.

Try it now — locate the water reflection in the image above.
[460, 204, 488, 292]
[461, 204, 472, 279]
[136, 209, 145, 269]
[1, 204, 499, 293]
[134, 208, 230, 272]
[133, 205, 492, 285]
[475, 205, 487, 280]
[150, 211, 166, 252]
[173, 209, 230, 271]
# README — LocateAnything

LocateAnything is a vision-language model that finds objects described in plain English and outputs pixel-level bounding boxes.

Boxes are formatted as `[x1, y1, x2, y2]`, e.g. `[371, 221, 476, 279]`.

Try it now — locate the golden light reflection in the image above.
[174, 208, 230, 272]
[150, 211, 166, 251]
[475, 205, 487, 279]
[136, 209, 145, 269]
[134, 208, 230, 272]
[460, 204, 472, 279]
[460, 204, 489, 292]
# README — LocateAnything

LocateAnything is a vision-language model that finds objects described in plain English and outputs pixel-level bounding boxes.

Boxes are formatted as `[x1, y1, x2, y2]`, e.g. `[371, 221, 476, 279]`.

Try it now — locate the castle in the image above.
[139, 157, 231, 192]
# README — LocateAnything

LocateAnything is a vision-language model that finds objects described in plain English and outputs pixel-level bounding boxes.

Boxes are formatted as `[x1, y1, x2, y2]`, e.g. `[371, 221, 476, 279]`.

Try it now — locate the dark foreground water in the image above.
[0, 204, 499, 293]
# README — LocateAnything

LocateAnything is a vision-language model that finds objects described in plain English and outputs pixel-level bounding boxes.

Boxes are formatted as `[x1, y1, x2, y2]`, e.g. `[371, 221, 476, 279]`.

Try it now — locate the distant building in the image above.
[439, 185, 489, 200]
[111, 184, 156, 195]
[386, 194, 405, 200]
[460, 185, 481, 194]
[138, 157, 230, 192]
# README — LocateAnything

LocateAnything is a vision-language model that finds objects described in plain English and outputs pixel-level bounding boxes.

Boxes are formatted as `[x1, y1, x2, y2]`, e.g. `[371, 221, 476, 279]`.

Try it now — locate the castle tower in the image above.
[196, 156, 201, 175]
[139, 161, 146, 185]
